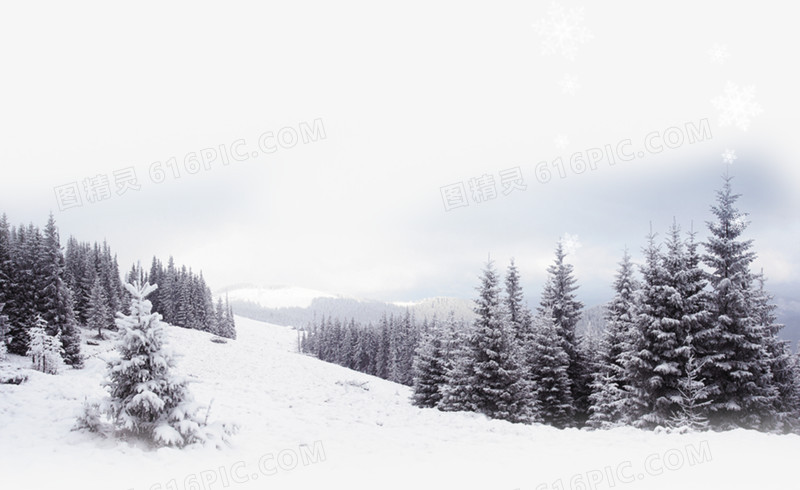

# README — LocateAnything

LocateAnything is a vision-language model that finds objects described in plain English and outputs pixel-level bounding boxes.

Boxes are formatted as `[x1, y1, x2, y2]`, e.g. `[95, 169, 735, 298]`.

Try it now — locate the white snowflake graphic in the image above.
[561, 233, 582, 257]
[708, 43, 731, 65]
[559, 74, 580, 95]
[711, 81, 763, 131]
[721, 149, 737, 165]
[533, 3, 593, 61]
[554, 134, 570, 149]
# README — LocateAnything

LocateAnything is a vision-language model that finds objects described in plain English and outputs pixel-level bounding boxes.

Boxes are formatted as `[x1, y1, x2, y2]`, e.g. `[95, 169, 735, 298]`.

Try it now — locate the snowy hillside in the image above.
[1, 317, 799, 490]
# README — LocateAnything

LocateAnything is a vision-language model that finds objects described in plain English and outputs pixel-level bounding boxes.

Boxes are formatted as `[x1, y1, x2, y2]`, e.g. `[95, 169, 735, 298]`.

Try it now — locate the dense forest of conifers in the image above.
[0, 214, 235, 370]
[301, 176, 800, 433]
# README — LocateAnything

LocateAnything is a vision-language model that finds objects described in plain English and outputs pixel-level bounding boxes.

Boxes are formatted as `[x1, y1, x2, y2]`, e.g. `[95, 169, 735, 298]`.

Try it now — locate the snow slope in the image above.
[1, 316, 799, 490]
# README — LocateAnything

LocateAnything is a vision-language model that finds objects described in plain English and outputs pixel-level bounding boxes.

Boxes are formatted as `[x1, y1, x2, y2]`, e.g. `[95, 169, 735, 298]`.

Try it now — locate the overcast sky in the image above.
[1, 1, 798, 311]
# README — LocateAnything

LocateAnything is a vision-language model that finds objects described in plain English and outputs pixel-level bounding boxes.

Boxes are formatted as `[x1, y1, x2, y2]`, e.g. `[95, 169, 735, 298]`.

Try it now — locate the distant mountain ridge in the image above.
[223, 285, 476, 327]
[224, 285, 799, 351]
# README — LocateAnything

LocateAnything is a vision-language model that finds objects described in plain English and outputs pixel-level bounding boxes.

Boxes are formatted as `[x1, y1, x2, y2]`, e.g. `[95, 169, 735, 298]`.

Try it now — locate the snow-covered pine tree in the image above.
[106, 281, 233, 447]
[624, 222, 710, 429]
[174, 266, 190, 327]
[670, 349, 710, 431]
[641, 220, 693, 426]
[0, 216, 13, 359]
[702, 175, 777, 430]
[0, 214, 10, 327]
[466, 260, 526, 422]
[412, 316, 448, 408]
[214, 297, 226, 337]
[27, 315, 63, 374]
[752, 270, 799, 432]
[340, 322, 355, 368]
[439, 311, 464, 379]
[588, 249, 639, 428]
[96, 241, 124, 322]
[200, 279, 217, 335]
[353, 326, 371, 372]
[374, 314, 391, 380]
[538, 240, 585, 425]
[219, 295, 237, 340]
[626, 229, 669, 428]
[6, 224, 40, 355]
[587, 371, 625, 430]
[64, 237, 95, 324]
[37, 216, 83, 367]
[86, 276, 112, 339]
[0, 302, 8, 361]
[792, 351, 800, 429]
[526, 310, 573, 428]
[505, 259, 528, 341]
[438, 321, 477, 413]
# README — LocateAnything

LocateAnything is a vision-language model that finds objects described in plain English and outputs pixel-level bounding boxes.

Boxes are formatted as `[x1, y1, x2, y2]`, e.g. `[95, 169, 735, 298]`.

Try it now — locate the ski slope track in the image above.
[1, 316, 798, 490]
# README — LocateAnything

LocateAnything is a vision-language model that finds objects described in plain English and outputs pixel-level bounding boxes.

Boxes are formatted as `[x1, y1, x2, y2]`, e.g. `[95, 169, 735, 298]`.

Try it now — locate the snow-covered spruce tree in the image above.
[701, 175, 777, 430]
[27, 315, 63, 374]
[0, 303, 8, 361]
[38, 214, 83, 367]
[752, 270, 799, 432]
[222, 296, 237, 340]
[0, 214, 10, 333]
[6, 224, 40, 355]
[588, 250, 639, 429]
[467, 260, 527, 422]
[792, 352, 800, 429]
[438, 312, 475, 412]
[643, 221, 695, 426]
[625, 223, 713, 429]
[526, 310, 573, 428]
[412, 316, 448, 408]
[438, 324, 478, 412]
[505, 259, 528, 342]
[86, 276, 112, 339]
[538, 240, 586, 425]
[670, 349, 710, 431]
[106, 281, 235, 447]
[626, 230, 671, 428]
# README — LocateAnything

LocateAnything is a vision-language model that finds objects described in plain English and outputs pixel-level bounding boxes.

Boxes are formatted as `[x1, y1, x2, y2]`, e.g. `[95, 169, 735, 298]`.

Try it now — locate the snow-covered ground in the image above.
[1, 316, 798, 490]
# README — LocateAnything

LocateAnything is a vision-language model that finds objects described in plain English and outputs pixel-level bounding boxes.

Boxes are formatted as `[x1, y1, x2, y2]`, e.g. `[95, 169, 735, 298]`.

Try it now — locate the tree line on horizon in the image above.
[301, 176, 800, 433]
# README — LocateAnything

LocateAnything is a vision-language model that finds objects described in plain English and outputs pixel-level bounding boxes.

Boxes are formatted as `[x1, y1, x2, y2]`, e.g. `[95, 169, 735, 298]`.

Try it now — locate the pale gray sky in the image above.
[1, 1, 798, 311]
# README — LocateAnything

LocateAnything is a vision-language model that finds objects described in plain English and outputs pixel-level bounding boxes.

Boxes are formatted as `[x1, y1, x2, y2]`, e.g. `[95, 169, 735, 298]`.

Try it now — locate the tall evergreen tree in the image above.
[39, 214, 82, 367]
[539, 240, 585, 424]
[702, 175, 777, 430]
[439, 320, 477, 413]
[504, 259, 529, 341]
[588, 249, 639, 428]
[526, 310, 573, 428]
[0, 215, 10, 320]
[626, 223, 713, 429]
[6, 225, 40, 354]
[627, 230, 670, 428]
[0, 216, 11, 354]
[752, 270, 799, 432]
[87, 276, 112, 339]
[0, 302, 9, 361]
[412, 316, 448, 408]
[464, 260, 525, 422]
